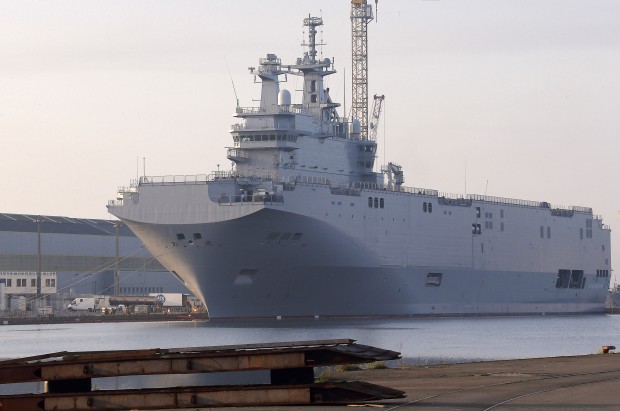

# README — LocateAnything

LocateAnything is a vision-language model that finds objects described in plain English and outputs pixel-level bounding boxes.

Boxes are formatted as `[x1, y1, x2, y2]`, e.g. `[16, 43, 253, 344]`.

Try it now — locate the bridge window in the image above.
[423, 202, 427, 212]
[374, 197, 378, 208]
[193, 233, 202, 240]
[380, 198, 384, 209]
[368, 197, 373, 208]
[176, 233, 185, 240]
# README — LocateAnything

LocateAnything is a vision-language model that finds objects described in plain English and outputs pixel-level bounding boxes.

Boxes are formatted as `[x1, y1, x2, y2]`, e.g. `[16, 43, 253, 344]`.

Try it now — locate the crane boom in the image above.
[369, 94, 384, 141]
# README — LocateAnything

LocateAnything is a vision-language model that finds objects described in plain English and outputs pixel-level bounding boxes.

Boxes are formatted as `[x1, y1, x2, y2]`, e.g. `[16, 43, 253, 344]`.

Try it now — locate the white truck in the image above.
[67, 296, 111, 312]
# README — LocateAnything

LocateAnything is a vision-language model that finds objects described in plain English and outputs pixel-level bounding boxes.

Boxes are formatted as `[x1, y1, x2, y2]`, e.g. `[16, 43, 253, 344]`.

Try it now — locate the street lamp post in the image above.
[114, 222, 121, 296]
[36, 217, 42, 309]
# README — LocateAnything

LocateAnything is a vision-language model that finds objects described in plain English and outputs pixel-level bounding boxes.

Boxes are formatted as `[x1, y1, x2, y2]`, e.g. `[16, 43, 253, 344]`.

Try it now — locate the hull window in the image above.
[426, 273, 443, 287]
[235, 269, 258, 285]
[555, 269, 571, 288]
[569, 270, 584, 289]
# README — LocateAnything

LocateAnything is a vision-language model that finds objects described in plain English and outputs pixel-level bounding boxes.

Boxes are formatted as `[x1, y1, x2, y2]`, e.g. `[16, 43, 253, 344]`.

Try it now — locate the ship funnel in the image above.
[278, 89, 291, 106]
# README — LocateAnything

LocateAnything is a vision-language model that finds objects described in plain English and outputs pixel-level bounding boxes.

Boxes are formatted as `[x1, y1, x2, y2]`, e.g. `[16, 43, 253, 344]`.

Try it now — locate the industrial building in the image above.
[0, 213, 189, 311]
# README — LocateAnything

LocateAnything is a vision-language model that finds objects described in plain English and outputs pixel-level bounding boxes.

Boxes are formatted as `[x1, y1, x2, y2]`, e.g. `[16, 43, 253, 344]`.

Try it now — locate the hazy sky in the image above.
[1, 1, 619, 281]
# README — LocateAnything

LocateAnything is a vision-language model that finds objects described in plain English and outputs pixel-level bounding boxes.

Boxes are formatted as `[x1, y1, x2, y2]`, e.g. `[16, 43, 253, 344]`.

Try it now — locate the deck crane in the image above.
[368, 94, 384, 141]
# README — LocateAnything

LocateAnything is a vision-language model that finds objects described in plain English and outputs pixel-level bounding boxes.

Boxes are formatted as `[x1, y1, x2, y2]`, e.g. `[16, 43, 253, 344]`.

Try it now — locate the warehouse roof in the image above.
[0, 213, 134, 236]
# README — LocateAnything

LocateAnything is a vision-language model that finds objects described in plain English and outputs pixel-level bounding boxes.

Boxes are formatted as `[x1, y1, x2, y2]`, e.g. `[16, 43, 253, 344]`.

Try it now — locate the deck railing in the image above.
[111, 173, 595, 216]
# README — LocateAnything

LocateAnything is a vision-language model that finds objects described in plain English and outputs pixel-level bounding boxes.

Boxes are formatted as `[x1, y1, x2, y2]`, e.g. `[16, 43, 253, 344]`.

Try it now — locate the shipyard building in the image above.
[0, 213, 189, 312]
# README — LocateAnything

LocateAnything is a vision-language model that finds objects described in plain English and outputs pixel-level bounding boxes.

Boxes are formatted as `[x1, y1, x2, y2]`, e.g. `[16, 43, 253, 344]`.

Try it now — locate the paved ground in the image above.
[2, 350, 619, 410]
[225, 353, 620, 411]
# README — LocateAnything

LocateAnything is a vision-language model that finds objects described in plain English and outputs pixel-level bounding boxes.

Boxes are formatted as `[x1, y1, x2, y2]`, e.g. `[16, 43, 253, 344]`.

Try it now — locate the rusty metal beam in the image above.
[0, 340, 401, 384]
[42, 352, 305, 381]
[0, 382, 405, 410]
[0, 340, 405, 410]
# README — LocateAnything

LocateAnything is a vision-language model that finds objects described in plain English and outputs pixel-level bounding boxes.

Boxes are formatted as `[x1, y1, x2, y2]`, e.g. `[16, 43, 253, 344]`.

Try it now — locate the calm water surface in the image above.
[2, 315, 620, 364]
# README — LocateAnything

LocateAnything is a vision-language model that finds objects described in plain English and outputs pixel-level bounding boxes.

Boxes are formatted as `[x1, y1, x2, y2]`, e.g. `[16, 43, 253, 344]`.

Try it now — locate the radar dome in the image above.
[278, 89, 291, 106]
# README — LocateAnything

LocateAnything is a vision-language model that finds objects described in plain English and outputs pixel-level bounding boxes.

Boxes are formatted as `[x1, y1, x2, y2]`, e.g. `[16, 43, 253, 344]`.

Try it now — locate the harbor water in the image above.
[2, 315, 619, 364]
[2, 314, 619, 395]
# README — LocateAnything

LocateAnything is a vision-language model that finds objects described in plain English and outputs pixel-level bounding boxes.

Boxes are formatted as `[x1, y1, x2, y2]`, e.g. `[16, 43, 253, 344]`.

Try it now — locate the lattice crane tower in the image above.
[351, 0, 374, 140]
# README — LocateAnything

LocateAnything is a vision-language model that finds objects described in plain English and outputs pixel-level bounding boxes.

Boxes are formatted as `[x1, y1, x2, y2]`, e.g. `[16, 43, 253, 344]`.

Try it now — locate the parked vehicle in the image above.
[149, 293, 188, 307]
[67, 296, 110, 312]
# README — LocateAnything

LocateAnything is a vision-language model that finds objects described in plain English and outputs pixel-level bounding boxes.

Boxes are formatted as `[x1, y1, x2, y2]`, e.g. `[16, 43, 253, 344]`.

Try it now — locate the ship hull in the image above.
[117, 205, 607, 319]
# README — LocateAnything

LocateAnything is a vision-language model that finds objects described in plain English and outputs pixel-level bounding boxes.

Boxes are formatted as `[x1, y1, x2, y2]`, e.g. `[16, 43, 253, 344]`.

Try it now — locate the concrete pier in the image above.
[2, 341, 618, 410]
[284, 353, 620, 411]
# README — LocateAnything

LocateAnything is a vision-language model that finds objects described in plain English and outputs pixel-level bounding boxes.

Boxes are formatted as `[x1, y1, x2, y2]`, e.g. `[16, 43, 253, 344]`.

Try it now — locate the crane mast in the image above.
[350, 0, 374, 140]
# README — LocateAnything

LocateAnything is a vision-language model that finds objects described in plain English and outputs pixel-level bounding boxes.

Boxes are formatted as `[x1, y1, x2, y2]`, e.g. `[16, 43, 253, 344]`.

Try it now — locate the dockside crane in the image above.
[350, 0, 374, 140]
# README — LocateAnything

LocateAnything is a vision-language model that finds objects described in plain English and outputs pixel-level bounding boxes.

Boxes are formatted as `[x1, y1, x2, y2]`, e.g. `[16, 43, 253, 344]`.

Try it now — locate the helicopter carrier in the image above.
[107, 2, 611, 319]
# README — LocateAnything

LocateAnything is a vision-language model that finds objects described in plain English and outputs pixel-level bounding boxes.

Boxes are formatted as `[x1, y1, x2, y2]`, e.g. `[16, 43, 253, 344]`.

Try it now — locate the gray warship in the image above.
[108, 4, 611, 319]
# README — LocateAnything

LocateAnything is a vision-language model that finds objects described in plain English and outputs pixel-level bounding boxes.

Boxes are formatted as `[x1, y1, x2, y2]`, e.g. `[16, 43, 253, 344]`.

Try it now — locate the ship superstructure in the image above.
[228, 15, 380, 189]
[107, 4, 611, 319]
